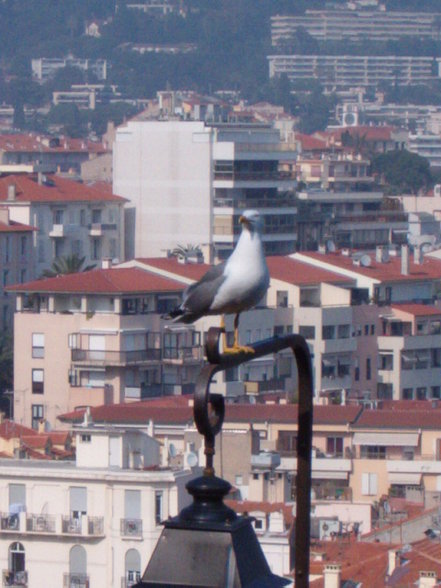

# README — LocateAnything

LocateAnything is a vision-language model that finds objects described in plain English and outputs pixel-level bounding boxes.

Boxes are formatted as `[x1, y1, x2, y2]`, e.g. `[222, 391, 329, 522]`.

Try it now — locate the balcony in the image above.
[213, 194, 296, 210]
[120, 518, 143, 538]
[162, 346, 203, 364]
[49, 224, 65, 238]
[88, 222, 117, 237]
[26, 514, 56, 533]
[71, 348, 161, 366]
[63, 574, 89, 588]
[311, 485, 352, 501]
[2, 570, 28, 587]
[61, 515, 104, 537]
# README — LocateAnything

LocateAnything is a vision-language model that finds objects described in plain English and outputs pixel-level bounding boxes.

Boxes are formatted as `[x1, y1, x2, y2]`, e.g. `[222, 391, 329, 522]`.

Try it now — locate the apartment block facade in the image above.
[268, 55, 441, 91]
[0, 424, 193, 588]
[0, 174, 126, 278]
[271, 10, 441, 44]
[113, 120, 297, 261]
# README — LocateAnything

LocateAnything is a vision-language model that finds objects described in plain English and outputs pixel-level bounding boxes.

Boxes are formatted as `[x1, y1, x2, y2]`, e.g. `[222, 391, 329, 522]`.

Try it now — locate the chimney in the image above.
[38, 419, 46, 434]
[376, 245, 383, 263]
[324, 564, 341, 588]
[7, 184, 16, 201]
[401, 244, 409, 275]
[414, 245, 423, 265]
[101, 258, 112, 269]
[419, 571, 437, 588]
[387, 549, 399, 577]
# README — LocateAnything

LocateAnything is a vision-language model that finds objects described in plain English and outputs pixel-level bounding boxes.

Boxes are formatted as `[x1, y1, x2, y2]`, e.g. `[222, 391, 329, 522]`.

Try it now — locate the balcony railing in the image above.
[26, 514, 56, 533]
[62, 516, 82, 535]
[71, 348, 161, 365]
[213, 195, 296, 209]
[0, 514, 19, 531]
[63, 574, 89, 588]
[311, 486, 352, 501]
[2, 570, 28, 587]
[163, 347, 203, 362]
[214, 171, 295, 182]
[120, 518, 143, 538]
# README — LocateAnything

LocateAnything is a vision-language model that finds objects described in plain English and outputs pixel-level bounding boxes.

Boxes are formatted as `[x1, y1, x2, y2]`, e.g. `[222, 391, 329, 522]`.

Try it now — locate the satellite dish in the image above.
[360, 254, 371, 267]
[186, 452, 198, 467]
[326, 240, 336, 253]
[168, 443, 177, 458]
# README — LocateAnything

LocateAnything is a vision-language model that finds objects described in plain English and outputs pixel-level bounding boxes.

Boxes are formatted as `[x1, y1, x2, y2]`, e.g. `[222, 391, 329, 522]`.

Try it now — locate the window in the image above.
[364, 325, 369, 336]
[80, 434, 91, 443]
[53, 209, 64, 225]
[155, 491, 163, 525]
[4, 236, 10, 262]
[70, 486, 87, 519]
[80, 209, 86, 226]
[92, 209, 102, 224]
[20, 236, 27, 257]
[277, 431, 297, 455]
[31, 404, 43, 430]
[361, 472, 378, 496]
[322, 325, 335, 340]
[360, 445, 386, 459]
[338, 325, 350, 339]
[366, 358, 371, 381]
[299, 326, 315, 340]
[32, 369, 44, 394]
[20, 269, 26, 283]
[326, 437, 343, 457]
[370, 324, 375, 335]
[92, 238, 100, 260]
[254, 519, 263, 530]
[32, 334, 44, 359]
[432, 386, 441, 399]
[416, 387, 427, 400]
[3, 269, 9, 288]
[403, 388, 414, 400]
[235, 475, 243, 486]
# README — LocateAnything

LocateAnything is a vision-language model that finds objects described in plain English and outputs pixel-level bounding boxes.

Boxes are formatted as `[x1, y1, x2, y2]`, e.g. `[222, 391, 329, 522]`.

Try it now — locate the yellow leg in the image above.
[222, 314, 255, 355]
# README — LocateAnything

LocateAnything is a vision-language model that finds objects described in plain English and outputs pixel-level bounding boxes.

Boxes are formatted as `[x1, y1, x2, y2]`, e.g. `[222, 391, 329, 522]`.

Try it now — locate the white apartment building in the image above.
[112, 120, 297, 261]
[408, 133, 441, 168]
[31, 57, 107, 82]
[268, 55, 441, 91]
[271, 11, 441, 44]
[0, 173, 126, 279]
[0, 423, 194, 588]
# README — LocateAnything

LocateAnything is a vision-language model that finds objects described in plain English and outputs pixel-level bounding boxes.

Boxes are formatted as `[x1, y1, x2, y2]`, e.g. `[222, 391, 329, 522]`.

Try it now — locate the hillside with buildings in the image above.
[2, 0, 441, 586]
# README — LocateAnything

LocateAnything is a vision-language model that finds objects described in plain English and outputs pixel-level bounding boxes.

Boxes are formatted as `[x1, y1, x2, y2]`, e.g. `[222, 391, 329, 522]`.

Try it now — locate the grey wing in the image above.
[182, 262, 227, 314]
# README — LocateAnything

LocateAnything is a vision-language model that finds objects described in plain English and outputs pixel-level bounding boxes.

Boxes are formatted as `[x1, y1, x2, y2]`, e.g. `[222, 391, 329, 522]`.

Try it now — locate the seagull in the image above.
[165, 209, 270, 353]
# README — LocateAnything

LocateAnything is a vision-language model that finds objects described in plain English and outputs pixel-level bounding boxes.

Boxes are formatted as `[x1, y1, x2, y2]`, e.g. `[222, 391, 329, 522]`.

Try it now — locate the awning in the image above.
[353, 432, 419, 446]
[311, 471, 348, 480]
[388, 473, 422, 485]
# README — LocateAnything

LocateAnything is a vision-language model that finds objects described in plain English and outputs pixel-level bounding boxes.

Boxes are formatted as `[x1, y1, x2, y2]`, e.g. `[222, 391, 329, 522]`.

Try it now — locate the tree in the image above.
[371, 149, 433, 195]
[41, 254, 96, 278]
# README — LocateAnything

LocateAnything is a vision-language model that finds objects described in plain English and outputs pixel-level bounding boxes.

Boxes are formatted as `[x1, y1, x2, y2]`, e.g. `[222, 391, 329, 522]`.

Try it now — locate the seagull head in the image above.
[239, 209, 263, 234]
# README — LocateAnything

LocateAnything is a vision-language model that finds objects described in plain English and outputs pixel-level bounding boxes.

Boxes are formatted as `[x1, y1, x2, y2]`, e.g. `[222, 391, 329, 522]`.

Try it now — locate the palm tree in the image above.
[41, 254, 96, 278]
[170, 244, 203, 262]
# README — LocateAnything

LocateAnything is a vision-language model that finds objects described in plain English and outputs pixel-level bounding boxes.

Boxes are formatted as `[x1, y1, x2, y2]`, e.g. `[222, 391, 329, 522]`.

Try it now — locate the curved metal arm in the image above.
[193, 327, 314, 588]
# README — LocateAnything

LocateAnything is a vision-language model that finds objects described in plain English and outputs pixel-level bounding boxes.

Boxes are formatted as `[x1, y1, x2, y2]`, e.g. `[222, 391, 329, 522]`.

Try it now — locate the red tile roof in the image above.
[267, 256, 354, 286]
[136, 257, 211, 281]
[59, 402, 362, 426]
[7, 267, 186, 294]
[354, 408, 441, 429]
[0, 133, 106, 154]
[21, 435, 50, 449]
[302, 251, 441, 283]
[391, 303, 441, 317]
[309, 538, 390, 587]
[0, 174, 126, 204]
[318, 125, 397, 143]
[295, 133, 329, 152]
[0, 421, 35, 440]
[0, 220, 35, 232]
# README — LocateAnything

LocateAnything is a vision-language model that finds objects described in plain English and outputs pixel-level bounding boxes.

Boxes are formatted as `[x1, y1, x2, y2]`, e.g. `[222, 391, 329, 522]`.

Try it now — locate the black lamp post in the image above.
[136, 331, 313, 588]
